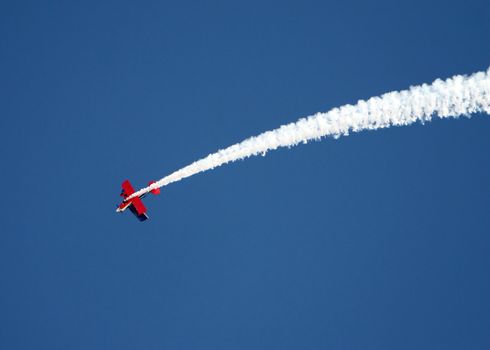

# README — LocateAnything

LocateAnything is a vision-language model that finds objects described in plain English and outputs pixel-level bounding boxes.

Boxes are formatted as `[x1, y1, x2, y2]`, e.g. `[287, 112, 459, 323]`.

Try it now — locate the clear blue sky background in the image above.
[1, 1, 489, 349]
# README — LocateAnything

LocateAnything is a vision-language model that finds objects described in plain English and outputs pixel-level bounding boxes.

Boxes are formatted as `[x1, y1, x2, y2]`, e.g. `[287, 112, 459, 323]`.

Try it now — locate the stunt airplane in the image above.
[116, 180, 160, 221]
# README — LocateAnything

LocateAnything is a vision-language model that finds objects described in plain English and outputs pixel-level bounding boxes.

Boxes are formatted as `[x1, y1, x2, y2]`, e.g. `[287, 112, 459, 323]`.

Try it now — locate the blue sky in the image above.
[1, 0, 489, 349]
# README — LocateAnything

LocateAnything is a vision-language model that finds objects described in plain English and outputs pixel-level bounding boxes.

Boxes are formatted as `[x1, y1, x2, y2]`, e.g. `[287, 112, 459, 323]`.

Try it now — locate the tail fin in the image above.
[148, 181, 160, 195]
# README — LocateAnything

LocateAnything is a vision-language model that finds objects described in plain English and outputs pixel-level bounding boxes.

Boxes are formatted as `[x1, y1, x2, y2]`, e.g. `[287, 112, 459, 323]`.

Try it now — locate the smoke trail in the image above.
[128, 68, 490, 199]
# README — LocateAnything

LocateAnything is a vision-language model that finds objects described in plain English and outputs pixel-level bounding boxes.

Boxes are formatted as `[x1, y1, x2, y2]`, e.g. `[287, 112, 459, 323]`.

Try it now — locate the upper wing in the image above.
[121, 180, 135, 198]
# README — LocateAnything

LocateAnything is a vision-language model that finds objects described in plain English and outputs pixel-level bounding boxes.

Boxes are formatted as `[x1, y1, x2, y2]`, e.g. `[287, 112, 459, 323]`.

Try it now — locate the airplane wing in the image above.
[121, 180, 135, 198]
[131, 197, 147, 215]
[129, 204, 149, 221]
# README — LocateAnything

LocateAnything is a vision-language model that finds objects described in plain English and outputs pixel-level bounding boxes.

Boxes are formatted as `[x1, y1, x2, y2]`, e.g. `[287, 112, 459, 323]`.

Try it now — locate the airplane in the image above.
[116, 180, 160, 221]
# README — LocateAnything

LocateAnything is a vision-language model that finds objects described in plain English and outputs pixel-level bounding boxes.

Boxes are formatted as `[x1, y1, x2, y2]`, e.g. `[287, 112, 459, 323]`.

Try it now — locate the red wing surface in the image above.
[128, 206, 149, 221]
[131, 197, 147, 215]
[121, 180, 135, 198]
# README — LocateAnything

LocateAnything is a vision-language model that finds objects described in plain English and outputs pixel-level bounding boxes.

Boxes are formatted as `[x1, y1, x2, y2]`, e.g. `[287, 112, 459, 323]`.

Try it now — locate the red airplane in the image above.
[116, 180, 160, 221]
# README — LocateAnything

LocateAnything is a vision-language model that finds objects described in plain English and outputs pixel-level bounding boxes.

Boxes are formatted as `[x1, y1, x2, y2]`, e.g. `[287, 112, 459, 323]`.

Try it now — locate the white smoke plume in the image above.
[128, 68, 490, 199]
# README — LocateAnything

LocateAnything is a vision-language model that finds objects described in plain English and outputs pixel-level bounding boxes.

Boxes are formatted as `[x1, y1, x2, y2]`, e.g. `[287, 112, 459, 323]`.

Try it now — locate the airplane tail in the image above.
[149, 181, 160, 195]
